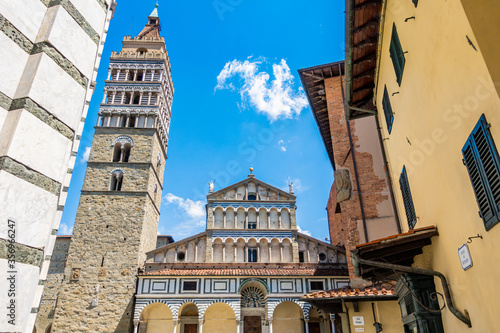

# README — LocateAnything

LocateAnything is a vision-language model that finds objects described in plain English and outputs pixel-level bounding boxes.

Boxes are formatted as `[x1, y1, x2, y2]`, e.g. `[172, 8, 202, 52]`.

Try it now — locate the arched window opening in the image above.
[136, 71, 143, 81]
[110, 172, 123, 191]
[137, 48, 148, 56]
[133, 93, 140, 105]
[122, 143, 131, 162]
[112, 143, 122, 162]
[129, 116, 136, 128]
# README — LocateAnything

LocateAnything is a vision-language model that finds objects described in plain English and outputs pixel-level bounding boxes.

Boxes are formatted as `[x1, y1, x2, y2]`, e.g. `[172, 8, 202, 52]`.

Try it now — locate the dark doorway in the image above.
[308, 322, 320, 333]
[184, 324, 197, 333]
[244, 316, 261, 333]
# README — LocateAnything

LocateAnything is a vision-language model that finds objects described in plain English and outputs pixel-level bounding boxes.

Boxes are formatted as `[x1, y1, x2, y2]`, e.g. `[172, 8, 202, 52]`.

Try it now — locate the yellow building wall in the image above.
[344, 301, 403, 333]
[375, 0, 500, 332]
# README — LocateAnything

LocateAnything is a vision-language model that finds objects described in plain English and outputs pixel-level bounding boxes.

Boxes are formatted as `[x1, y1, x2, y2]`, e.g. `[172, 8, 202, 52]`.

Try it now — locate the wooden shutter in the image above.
[390, 23, 406, 86]
[399, 166, 417, 229]
[382, 86, 394, 134]
[462, 114, 500, 230]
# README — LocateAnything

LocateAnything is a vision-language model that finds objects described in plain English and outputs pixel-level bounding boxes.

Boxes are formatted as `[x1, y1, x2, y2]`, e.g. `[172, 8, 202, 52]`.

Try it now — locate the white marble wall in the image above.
[0, 1, 116, 331]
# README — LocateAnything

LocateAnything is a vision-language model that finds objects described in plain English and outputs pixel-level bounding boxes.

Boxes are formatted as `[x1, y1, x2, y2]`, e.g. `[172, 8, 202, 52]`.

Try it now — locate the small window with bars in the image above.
[389, 23, 406, 86]
[462, 114, 500, 230]
[382, 86, 394, 134]
[182, 281, 197, 291]
[399, 166, 417, 230]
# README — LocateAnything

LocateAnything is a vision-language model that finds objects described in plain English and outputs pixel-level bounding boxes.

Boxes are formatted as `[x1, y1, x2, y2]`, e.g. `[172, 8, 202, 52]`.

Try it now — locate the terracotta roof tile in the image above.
[304, 283, 396, 299]
[141, 268, 347, 277]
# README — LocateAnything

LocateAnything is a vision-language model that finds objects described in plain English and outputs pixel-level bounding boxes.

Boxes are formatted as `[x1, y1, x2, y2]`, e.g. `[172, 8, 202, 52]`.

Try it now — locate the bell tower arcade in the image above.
[50, 5, 173, 332]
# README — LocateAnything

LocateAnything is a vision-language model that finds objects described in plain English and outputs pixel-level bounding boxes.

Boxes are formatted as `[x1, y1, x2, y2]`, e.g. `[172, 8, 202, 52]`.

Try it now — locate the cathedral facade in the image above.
[35, 7, 348, 333]
[134, 170, 348, 333]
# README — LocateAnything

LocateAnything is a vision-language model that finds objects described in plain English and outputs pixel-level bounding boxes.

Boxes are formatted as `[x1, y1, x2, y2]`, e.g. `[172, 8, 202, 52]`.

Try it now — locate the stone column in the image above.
[233, 244, 237, 263]
[244, 244, 248, 262]
[139, 92, 144, 105]
[280, 243, 283, 262]
[269, 320, 273, 333]
[198, 319, 203, 333]
[222, 244, 226, 263]
[245, 212, 248, 229]
[116, 69, 121, 80]
[121, 91, 125, 104]
[142, 70, 146, 81]
[129, 92, 134, 104]
[236, 319, 241, 333]
[223, 211, 226, 229]
[267, 212, 270, 229]
[106, 115, 111, 127]
[133, 319, 139, 333]
[257, 244, 261, 262]
[133, 70, 138, 81]
[125, 115, 130, 127]
[148, 92, 152, 105]
[107, 69, 112, 80]
[278, 211, 282, 229]
[329, 314, 336, 333]
[304, 319, 309, 333]
[102, 92, 107, 103]
[257, 213, 260, 229]
[112, 91, 117, 104]
[96, 115, 101, 126]
[172, 320, 178, 333]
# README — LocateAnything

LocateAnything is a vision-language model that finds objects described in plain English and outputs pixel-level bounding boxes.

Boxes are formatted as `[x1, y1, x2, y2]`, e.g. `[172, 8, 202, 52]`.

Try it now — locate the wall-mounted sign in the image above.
[458, 243, 472, 270]
[353, 316, 364, 326]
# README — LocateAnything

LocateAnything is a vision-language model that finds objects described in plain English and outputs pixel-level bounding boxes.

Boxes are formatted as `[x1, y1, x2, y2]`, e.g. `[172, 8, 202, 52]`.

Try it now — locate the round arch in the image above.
[203, 303, 236, 333]
[272, 301, 305, 333]
[139, 302, 173, 333]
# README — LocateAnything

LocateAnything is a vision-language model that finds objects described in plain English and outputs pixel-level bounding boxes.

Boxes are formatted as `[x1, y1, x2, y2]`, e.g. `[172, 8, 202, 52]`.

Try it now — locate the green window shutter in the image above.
[462, 114, 500, 230]
[382, 86, 394, 134]
[390, 23, 406, 86]
[399, 166, 417, 230]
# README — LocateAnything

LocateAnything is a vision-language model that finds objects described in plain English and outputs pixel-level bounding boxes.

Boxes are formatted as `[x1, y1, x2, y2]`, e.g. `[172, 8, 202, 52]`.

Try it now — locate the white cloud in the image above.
[58, 222, 73, 235]
[215, 58, 308, 121]
[163, 193, 206, 239]
[297, 225, 312, 236]
[278, 139, 290, 152]
[81, 147, 91, 163]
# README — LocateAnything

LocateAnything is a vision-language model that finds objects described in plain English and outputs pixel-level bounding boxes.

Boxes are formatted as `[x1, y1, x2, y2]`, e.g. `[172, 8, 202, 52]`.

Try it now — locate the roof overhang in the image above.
[298, 61, 345, 169]
[351, 226, 439, 281]
[345, 0, 383, 119]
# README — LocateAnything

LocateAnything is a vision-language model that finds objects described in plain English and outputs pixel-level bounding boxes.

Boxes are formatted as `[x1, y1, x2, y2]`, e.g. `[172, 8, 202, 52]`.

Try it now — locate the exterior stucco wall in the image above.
[376, 0, 500, 331]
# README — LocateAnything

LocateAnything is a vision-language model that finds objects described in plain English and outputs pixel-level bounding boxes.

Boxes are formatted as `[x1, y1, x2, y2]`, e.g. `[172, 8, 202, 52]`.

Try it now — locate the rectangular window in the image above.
[399, 166, 417, 230]
[299, 251, 305, 263]
[182, 281, 197, 291]
[248, 222, 257, 229]
[310, 281, 324, 291]
[382, 86, 394, 134]
[462, 114, 500, 230]
[248, 248, 258, 262]
[389, 23, 406, 86]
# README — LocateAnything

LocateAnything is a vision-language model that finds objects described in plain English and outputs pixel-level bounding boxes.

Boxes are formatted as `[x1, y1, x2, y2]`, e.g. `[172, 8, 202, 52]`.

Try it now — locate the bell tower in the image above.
[50, 5, 173, 332]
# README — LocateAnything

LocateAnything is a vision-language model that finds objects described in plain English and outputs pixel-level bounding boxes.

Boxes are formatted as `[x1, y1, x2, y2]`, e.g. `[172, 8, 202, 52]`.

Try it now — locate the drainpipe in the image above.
[341, 298, 352, 333]
[351, 250, 472, 328]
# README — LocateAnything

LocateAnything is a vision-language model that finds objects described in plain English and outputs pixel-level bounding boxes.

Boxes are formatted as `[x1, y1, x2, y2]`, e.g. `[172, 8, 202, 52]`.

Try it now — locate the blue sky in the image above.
[59, 0, 345, 241]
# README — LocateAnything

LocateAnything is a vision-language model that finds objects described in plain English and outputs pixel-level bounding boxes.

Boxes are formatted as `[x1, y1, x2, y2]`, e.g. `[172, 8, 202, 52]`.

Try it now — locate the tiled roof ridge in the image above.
[304, 284, 397, 299]
[141, 267, 348, 277]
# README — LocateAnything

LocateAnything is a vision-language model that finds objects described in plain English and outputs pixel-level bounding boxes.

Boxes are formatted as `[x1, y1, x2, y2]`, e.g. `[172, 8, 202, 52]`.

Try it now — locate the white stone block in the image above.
[0, 171, 58, 248]
[0, 106, 8, 132]
[1, 0, 46, 42]
[18, 53, 86, 130]
[7, 110, 72, 182]
[0, 259, 41, 332]
[36, 6, 98, 76]
[0, 33, 29, 98]
[70, 0, 106, 35]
